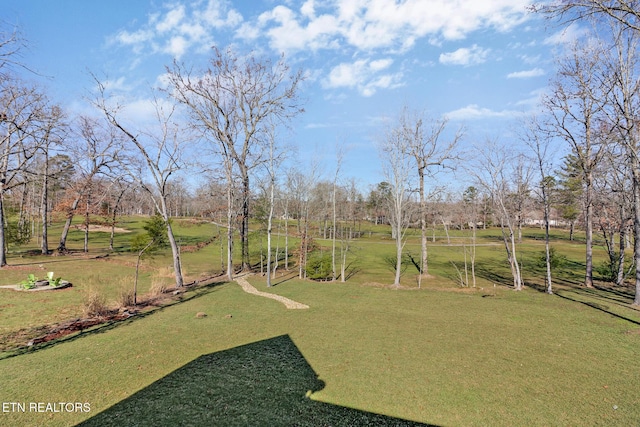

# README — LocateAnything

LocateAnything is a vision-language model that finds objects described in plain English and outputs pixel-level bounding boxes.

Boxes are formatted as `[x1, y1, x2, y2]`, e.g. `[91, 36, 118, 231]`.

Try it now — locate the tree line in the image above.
[2, 2, 640, 306]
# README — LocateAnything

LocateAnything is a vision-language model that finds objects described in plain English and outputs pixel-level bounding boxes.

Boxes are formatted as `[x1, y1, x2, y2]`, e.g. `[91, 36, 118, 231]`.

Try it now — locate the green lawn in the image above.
[1, 219, 639, 426]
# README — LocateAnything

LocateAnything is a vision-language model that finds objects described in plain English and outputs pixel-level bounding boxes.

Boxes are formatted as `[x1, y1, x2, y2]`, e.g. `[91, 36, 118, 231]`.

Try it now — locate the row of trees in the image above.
[539, 1, 640, 305]
[3, 4, 640, 307]
[376, 1, 640, 305]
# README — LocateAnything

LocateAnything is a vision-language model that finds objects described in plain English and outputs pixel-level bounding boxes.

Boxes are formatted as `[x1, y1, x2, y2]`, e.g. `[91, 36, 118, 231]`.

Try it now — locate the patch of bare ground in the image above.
[235, 275, 309, 309]
[72, 224, 131, 233]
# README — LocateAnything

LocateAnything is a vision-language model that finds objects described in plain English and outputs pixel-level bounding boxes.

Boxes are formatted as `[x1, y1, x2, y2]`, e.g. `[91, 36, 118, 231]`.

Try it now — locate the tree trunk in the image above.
[569, 220, 575, 241]
[332, 181, 337, 281]
[266, 177, 274, 288]
[632, 165, 640, 305]
[585, 172, 594, 288]
[419, 168, 428, 278]
[284, 200, 289, 271]
[0, 189, 6, 267]
[58, 195, 81, 252]
[226, 180, 234, 281]
[240, 171, 250, 271]
[544, 199, 553, 294]
[165, 219, 184, 288]
[84, 194, 90, 253]
[41, 152, 49, 255]
[394, 229, 402, 287]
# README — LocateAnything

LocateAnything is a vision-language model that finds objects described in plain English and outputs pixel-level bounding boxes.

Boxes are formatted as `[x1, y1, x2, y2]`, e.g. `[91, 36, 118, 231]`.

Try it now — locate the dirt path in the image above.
[235, 276, 309, 310]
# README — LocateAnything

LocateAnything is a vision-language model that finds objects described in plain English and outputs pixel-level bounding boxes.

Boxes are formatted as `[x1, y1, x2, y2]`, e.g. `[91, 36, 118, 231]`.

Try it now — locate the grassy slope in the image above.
[1, 218, 639, 425]
[1, 278, 639, 426]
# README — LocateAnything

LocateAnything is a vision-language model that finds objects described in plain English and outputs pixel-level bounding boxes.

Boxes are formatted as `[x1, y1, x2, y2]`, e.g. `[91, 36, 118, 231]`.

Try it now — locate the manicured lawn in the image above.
[1, 276, 639, 426]
[1, 219, 639, 426]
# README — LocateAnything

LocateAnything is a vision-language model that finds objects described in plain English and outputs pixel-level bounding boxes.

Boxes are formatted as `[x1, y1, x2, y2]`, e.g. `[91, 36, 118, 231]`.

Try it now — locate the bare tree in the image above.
[543, 39, 610, 288]
[400, 107, 461, 282]
[167, 46, 304, 275]
[378, 117, 415, 287]
[331, 145, 345, 281]
[94, 83, 189, 288]
[601, 19, 640, 304]
[471, 141, 530, 290]
[56, 115, 122, 252]
[536, 0, 640, 32]
[0, 80, 45, 266]
[37, 104, 67, 254]
[522, 116, 557, 294]
[263, 124, 288, 287]
[0, 23, 28, 79]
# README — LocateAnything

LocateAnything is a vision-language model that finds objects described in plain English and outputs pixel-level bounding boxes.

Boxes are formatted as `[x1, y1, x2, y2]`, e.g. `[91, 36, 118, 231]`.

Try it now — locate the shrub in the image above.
[305, 251, 333, 280]
[130, 213, 170, 253]
[595, 258, 620, 282]
[117, 286, 135, 308]
[83, 289, 109, 318]
[149, 281, 167, 296]
[537, 247, 568, 270]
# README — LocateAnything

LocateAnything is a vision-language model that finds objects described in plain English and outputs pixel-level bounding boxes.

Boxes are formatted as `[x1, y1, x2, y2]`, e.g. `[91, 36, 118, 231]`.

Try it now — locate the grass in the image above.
[1, 218, 639, 425]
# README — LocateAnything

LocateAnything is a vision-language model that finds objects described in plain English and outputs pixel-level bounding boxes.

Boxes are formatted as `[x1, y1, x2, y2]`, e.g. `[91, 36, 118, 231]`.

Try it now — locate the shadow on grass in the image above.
[554, 288, 640, 326]
[78, 335, 436, 427]
[0, 280, 228, 361]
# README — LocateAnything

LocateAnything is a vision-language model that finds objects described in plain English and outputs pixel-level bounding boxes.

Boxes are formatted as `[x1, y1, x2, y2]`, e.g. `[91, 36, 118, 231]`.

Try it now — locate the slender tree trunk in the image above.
[109, 187, 126, 251]
[0, 189, 6, 267]
[471, 224, 477, 287]
[84, 194, 90, 253]
[266, 177, 274, 287]
[284, 199, 289, 271]
[58, 195, 81, 252]
[544, 200, 553, 294]
[41, 152, 49, 255]
[332, 182, 337, 281]
[511, 231, 523, 290]
[394, 233, 402, 287]
[632, 165, 640, 305]
[585, 172, 594, 288]
[617, 207, 626, 286]
[165, 218, 184, 288]
[340, 228, 349, 283]
[241, 171, 250, 271]
[419, 169, 428, 278]
[226, 179, 234, 281]
[570, 221, 575, 241]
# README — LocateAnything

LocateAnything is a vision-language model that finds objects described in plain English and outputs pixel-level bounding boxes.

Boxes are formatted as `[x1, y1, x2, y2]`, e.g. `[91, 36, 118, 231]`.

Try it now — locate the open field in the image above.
[1, 217, 639, 426]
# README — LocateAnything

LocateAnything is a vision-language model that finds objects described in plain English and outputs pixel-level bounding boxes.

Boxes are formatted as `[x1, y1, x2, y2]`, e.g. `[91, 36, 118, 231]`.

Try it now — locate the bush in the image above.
[537, 247, 568, 270]
[149, 281, 167, 296]
[594, 255, 632, 283]
[130, 213, 169, 253]
[83, 289, 109, 318]
[305, 251, 333, 280]
[117, 286, 135, 308]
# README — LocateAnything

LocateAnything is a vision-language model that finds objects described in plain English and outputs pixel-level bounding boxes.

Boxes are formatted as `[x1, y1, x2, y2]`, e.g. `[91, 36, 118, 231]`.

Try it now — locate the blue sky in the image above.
[3, 0, 578, 190]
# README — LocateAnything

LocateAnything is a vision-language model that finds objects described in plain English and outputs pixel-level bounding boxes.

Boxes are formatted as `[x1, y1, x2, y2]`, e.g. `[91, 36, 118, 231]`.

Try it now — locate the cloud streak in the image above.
[439, 44, 490, 66]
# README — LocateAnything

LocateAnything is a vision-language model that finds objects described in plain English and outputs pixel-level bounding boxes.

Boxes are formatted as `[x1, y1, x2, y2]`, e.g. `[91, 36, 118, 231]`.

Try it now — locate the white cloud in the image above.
[253, 0, 531, 54]
[518, 54, 541, 65]
[507, 68, 545, 79]
[110, 0, 242, 59]
[439, 45, 490, 66]
[446, 104, 524, 121]
[323, 58, 401, 96]
[164, 36, 189, 58]
[155, 5, 185, 33]
[256, 5, 339, 52]
[369, 58, 393, 71]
